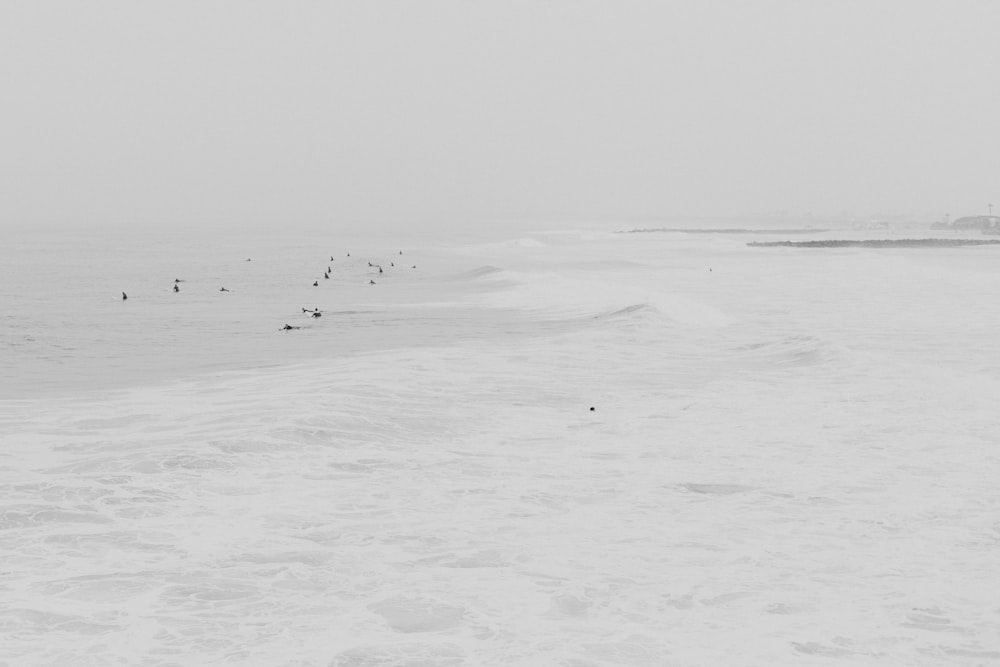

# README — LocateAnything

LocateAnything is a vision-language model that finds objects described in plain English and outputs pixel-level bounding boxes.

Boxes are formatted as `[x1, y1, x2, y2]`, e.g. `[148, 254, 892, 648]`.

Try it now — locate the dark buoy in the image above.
[173, 284, 179, 293]
[122, 292, 128, 301]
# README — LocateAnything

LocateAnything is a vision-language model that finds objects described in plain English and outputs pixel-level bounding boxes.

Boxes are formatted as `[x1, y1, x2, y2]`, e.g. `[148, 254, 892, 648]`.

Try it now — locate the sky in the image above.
[2, 0, 999, 231]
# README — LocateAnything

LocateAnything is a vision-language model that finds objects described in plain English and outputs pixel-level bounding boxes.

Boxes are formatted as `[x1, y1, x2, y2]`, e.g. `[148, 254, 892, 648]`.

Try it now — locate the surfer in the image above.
[220, 287, 229, 292]
[313, 280, 318, 287]
[281, 324, 300, 331]
[311, 311, 322, 318]
[369, 279, 376, 285]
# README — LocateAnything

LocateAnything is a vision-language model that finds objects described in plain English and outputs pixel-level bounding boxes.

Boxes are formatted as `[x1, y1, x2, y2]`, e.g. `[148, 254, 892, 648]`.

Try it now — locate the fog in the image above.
[2, 0, 999, 232]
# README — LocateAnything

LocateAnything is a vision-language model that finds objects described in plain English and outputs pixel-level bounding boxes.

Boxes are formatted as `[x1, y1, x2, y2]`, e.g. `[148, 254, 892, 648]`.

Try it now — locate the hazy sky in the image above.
[3, 1, 999, 230]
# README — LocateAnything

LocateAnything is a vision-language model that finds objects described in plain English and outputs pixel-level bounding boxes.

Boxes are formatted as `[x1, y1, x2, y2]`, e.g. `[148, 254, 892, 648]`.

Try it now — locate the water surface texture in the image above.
[2, 225, 999, 665]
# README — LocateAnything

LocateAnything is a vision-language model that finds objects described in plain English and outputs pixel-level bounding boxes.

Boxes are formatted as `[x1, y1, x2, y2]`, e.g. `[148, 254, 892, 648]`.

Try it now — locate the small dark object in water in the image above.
[369, 279, 376, 285]
[390, 262, 394, 267]
[122, 292, 127, 300]
[324, 273, 329, 279]
[368, 262, 372, 267]
[245, 258, 251, 261]
[220, 287, 229, 292]
[281, 324, 300, 331]
[174, 278, 182, 283]
[330, 256, 334, 261]
[411, 265, 416, 269]
[313, 281, 318, 287]
[312, 311, 322, 318]
[399, 251, 403, 255]
[347, 252, 350, 257]
[589, 407, 595, 412]
[173, 284, 179, 293]
[378, 266, 383, 273]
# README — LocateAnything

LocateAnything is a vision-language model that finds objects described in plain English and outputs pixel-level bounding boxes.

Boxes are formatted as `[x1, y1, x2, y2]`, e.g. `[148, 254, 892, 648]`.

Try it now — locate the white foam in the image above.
[3, 227, 1000, 664]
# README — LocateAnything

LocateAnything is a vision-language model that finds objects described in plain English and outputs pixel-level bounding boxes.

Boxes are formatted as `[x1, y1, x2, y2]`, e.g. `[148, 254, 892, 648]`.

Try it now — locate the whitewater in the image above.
[1, 223, 998, 665]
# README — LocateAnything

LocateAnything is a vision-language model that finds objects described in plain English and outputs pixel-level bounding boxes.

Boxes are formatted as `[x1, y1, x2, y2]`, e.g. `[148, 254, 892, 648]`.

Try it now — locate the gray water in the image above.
[2, 224, 999, 665]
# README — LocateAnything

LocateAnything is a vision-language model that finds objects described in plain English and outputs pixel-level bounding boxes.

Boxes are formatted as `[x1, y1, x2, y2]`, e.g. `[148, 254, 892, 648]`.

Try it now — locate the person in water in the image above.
[313, 280, 318, 286]
[173, 284, 179, 293]
[378, 266, 383, 273]
[122, 292, 127, 300]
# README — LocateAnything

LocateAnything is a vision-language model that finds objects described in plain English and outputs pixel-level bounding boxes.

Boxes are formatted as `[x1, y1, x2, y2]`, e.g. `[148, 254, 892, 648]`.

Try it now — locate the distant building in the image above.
[952, 215, 1000, 230]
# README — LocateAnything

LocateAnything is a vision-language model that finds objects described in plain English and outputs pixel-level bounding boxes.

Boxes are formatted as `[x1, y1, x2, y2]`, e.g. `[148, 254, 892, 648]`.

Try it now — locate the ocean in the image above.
[2, 222, 999, 665]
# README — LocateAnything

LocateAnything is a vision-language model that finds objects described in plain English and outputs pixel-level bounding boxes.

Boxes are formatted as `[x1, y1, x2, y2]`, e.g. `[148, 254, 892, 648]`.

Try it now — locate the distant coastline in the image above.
[621, 228, 829, 234]
[748, 239, 1000, 248]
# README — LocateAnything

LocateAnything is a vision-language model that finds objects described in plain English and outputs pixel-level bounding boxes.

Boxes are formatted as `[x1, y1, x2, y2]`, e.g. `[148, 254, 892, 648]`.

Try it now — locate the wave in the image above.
[451, 265, 504, 281]
[729, 333, 844, 368]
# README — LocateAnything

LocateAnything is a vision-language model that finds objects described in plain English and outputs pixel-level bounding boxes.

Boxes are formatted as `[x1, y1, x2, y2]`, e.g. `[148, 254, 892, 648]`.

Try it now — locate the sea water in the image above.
[1, 222, 999, 665]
